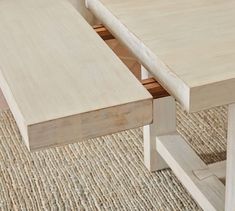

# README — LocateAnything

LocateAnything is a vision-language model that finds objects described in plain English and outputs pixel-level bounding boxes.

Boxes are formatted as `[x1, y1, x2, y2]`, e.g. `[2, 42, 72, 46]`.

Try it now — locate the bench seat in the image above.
[0, 0, 152, 151]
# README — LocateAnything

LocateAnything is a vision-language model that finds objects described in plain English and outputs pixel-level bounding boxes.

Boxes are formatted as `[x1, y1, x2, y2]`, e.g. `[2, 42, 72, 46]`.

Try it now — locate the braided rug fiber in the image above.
[0, 104, 227, 211]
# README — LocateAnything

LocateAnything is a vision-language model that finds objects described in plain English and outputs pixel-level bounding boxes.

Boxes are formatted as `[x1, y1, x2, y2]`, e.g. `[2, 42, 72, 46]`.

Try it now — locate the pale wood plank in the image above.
[0, 0, 152, 150]
[87, 0, 235, 112]
[157, 133, 225, 211]
[225, 103, 235, 211]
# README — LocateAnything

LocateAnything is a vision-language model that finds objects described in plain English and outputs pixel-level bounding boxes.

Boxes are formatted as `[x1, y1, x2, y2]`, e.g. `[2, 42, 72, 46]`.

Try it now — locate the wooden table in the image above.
[86, 0, 235, 210]
[0, 0, 152, 151]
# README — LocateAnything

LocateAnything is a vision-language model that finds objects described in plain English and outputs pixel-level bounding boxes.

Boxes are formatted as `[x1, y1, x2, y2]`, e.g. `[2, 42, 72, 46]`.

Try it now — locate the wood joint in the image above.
[93, 25, 115, 40]
[141, 78, 169, 99]
[193, 161, 226, 183]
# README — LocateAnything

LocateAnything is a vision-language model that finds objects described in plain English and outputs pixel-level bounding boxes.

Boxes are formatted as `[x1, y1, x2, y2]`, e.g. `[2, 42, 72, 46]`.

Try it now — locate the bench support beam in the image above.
[157, 133, 225, 211]
[144, 97, 235, 210]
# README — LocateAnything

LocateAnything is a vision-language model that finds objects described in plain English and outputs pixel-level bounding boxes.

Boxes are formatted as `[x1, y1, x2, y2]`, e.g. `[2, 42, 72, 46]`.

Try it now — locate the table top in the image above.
[88, 0, 235, 112]
[0, 0, 152, 150]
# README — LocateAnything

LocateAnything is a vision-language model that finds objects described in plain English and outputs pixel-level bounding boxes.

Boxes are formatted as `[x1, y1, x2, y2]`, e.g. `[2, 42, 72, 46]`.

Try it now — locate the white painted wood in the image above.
[87, 0, 235, 112]
[144, 96, 176, 171]
[0, 0, 152, 151]
[225, 103, 235, 211]
[141, 66, 153, 80]
[141, 66, 149, 80]
[194, 161, 226, 182]
[157, 133, 225, 211]
[142, 65, 162, 171]
[209, 161, 226, 181]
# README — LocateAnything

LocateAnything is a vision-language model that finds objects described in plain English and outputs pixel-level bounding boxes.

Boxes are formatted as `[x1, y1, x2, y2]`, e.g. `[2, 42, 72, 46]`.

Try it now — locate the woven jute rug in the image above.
[0, 104, 227, 211]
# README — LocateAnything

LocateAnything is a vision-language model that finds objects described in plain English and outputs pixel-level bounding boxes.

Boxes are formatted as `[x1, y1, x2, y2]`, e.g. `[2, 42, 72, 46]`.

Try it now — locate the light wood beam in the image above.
[157, 133, 225, 211]
[144, 96, 175, 172]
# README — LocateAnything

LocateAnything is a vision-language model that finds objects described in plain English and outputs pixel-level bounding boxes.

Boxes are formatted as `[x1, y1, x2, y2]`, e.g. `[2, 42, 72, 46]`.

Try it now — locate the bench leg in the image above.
[225, 103, 235, 211]
[141, 66, 149, 80]
[144, 96, 176, 171]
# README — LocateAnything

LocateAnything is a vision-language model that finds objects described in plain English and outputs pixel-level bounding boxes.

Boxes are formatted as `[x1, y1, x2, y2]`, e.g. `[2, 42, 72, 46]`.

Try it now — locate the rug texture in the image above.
[0, 104, 227, 211]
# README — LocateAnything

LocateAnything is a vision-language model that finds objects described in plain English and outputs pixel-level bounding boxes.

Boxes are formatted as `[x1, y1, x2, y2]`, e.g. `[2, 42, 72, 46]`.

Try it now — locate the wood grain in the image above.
[0, 0, 152, 150]
[87, 0, 235, 112]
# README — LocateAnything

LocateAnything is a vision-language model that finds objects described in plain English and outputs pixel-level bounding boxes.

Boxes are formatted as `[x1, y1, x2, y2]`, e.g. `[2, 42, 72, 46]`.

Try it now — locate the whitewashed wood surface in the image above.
[87, 0, 235, 112]
[0, 0, 152, 150]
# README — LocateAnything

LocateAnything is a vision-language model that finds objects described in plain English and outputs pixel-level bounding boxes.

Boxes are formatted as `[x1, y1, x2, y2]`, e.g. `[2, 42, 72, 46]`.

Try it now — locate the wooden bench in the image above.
[87, 1, 235, 210]
[0, 0, 154, 151]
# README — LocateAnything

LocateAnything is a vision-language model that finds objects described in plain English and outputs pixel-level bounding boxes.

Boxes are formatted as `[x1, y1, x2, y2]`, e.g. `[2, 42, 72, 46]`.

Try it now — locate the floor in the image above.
[0, 104, 227, 211]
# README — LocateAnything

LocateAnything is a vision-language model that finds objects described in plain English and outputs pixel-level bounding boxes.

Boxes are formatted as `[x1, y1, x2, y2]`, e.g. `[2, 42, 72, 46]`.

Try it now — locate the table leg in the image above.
[144, 96, 176, 171]
[143, 81, 226, 209]
[141, 66, 149, 80]
[225, 103, 235, 211]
